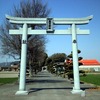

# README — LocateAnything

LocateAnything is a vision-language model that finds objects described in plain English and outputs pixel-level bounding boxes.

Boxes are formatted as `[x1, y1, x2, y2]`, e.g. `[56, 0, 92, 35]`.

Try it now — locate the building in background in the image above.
[65, 59, 100, 72]
[79, 59, 100, 72]
[0, 61, 19, 71]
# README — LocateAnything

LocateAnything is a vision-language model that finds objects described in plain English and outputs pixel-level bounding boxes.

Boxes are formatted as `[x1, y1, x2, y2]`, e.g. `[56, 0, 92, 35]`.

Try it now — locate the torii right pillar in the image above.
[71, 23, 83, 94]
[71, 18, 93, 95]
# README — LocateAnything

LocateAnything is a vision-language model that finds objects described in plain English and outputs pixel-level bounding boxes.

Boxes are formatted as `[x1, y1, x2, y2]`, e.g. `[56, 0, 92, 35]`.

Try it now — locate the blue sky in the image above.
[0, 0, 100, 62]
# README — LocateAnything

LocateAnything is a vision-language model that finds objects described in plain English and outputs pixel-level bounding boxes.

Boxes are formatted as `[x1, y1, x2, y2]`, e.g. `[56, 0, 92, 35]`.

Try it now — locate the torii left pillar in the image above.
[16, 23, 28, 95]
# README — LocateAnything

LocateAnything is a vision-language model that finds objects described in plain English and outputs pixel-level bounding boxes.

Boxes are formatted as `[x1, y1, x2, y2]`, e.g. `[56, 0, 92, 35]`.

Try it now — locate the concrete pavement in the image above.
[0, 70, 100, 100]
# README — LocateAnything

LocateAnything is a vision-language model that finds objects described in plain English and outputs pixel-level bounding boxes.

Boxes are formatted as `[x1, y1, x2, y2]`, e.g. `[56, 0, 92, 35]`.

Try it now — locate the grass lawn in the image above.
[0, 78, 18, 85]
[80, 74, 100, 86]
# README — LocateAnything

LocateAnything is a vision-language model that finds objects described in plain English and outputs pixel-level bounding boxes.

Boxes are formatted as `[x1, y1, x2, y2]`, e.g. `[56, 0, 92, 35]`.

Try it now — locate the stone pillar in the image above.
[71, 24, 84, 94]
[16, 23, 28, 95]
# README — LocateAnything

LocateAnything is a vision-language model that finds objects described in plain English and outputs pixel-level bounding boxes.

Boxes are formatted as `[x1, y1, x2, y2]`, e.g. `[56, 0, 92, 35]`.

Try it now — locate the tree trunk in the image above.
[29, 65, 33, 77]
[29, 61, 33, 77]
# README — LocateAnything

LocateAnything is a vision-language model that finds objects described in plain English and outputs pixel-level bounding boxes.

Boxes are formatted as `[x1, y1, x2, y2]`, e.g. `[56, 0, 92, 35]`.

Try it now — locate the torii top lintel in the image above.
[6, 15, 93, 25]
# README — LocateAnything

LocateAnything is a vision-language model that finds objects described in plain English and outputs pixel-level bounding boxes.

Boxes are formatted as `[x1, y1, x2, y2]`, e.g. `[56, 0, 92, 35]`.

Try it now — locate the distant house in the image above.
[0, 62, 11, 71]
[0, 61, 20, 71]
[79, 59, 100, 72]
[65, 59, 100, 72]
[0, 67, 2, 71]
[11, 63, 19, 71]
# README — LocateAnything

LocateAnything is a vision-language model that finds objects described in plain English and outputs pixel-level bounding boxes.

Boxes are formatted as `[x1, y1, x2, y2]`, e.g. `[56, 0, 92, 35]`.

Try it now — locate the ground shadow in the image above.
[70, 81, 84, 84]
[28, 86, 96, 94]
[29, 87, 73, 93]
[33, 75, 50, 77]
[26, 79, 66, 84]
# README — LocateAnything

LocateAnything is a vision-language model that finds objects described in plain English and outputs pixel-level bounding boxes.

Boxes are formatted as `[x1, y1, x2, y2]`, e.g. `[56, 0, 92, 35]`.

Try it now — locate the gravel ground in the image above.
[0, 71, 100, 100]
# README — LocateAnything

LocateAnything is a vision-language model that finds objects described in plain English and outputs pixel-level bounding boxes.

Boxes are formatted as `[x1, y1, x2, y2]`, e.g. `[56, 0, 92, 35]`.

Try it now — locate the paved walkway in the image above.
[0, 71, 100, 100]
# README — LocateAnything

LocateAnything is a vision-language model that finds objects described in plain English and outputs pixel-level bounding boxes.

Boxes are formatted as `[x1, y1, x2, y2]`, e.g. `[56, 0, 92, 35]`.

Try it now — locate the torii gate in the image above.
[6, 15, 93, 95]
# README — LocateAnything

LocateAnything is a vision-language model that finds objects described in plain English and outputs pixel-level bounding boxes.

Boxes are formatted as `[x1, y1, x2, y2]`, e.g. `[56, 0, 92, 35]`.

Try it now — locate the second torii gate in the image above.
[6, 15, 93, 95]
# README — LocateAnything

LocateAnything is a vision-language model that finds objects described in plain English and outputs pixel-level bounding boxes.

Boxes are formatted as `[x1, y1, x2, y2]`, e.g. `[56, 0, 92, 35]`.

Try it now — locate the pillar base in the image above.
[15, 90, 29, 95]
[71, 89, 85, 96]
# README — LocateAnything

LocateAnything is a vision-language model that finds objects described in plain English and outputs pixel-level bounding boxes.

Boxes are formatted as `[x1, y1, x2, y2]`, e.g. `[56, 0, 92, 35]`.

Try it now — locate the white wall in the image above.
[79, 65, 100, 71]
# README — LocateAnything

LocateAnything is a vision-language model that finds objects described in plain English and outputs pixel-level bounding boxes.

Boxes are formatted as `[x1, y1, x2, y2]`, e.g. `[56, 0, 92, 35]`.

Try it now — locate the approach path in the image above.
[0, 70, 100, 100]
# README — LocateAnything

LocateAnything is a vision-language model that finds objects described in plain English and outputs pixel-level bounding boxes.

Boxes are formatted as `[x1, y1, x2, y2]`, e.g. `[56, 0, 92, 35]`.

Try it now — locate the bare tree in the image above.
[0, 22, 21, 59]
[0, 0, 50, 76]
[27, 35, 47, 75]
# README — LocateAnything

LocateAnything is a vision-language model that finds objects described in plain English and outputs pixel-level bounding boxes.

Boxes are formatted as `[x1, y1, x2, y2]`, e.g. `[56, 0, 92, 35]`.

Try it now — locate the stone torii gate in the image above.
[6, 15, 93, 95]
